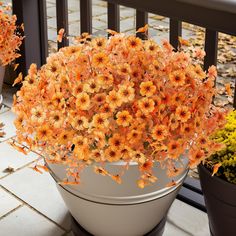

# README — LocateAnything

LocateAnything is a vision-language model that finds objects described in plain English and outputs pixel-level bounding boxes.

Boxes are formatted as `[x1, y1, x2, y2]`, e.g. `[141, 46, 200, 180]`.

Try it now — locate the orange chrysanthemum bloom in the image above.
[105, 147, 120, 162]
[71, 116, 89, 130]
[92, 37, 107, 49]
[167, 140, 184, 159]
[116, 110, 132, 127]
[138, 98, 155, 114]
[169, 70, 186, 87]
[37, 125, 52, 141]
[76, 93, 90, 110]
[140, 81, 156, 97]
[92, 52, 109, 67]
[152, 125, 168, 141]
[118, 85, 135, 103]
[49, 111, 64, 128]
[126, 36, 142, 50]
[144, 40, 159, 53]
[106, 90, 122, 109]
[92, 113, 109, 129]
[97, 74, 114, 89]
[108, 133, 124, 150]
[193, 64, 206, 80]
[175, 106, 191, 122]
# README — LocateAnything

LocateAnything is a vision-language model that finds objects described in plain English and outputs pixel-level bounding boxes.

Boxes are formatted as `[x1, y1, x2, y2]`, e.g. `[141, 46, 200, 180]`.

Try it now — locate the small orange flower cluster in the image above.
[0, 2, 23, 66]
[12, 31, 226, 187]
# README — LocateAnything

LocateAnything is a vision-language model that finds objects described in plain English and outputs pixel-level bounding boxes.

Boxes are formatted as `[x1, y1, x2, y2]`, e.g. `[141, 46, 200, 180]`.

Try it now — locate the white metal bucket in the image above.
[48, 158, 188, 236]
[0, 66, 5, 96]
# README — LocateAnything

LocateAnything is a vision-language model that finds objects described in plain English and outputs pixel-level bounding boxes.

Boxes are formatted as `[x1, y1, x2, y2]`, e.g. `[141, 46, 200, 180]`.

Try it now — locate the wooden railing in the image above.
[12, 0, 236, 109]
[12, 0, 236, 211]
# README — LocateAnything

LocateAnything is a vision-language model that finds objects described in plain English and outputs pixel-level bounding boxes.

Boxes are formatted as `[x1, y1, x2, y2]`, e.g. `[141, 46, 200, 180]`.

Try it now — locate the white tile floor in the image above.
[0, 85, 210, 236]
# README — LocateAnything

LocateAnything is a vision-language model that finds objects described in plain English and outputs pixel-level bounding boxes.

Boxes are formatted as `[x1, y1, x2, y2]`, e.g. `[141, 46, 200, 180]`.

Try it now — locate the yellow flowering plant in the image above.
[12, 30, 227, 187]
[205, 110, 236, 184]
[0, 1, 24, 66]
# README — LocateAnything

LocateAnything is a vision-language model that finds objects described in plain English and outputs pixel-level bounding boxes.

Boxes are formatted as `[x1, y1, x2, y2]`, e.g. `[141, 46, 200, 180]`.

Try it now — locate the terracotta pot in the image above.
[0, 65, 5, 99]
[198, 164, 236, 236]
[47, 157, 188, 236]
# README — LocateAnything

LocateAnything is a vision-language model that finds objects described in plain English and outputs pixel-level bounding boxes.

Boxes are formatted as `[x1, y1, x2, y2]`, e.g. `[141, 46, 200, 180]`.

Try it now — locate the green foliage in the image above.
[207, 110, 236, 184]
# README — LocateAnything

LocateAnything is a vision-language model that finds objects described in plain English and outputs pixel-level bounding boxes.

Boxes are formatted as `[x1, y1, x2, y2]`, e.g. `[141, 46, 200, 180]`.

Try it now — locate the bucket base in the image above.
[71, 215, 167, 236]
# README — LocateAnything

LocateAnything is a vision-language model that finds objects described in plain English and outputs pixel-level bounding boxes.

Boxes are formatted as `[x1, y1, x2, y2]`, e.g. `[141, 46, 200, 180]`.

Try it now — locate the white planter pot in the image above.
[0, 66, 5, 92]
[48, 158, 188, 236]
[0, 66, 5, 101]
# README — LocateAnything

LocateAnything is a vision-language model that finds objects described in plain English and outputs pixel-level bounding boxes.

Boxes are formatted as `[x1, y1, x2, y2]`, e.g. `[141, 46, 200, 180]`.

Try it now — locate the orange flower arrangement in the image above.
[12, 29, 227, 188]
[0, 2, 23, 66]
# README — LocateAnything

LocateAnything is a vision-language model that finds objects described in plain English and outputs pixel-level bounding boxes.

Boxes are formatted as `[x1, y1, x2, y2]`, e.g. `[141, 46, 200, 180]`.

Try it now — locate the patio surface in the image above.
[1, 0, 236, 235]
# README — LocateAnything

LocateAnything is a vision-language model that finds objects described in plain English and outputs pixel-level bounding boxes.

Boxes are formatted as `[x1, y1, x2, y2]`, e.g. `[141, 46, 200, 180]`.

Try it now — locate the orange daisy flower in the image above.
[36, 125, 52, 141]
[105, 147, 120, 162]
[108, 133, 124, 150]
[167, 140, 183, 159]
[116, 110, 132, 127]
[92, 113, 109, 129]
[169, 70, 186, 87]
[91, 150, 104, 162]
[76, 93, 90, 110]
[71, 116, 89, 130]
[92, 52, 109, 67]
[152, 125, 168, 141]
[120, 146, 132, 160]
[117, 63, 131, 76]
[84, 79, 100, 93]
[175, 106, 191, 122]
[92, 37, 107, 49]
[118, 85, 135, 103]
[97, 74, 114, 89]
[106, 90, 122, 109]
[144, 40, 159, 53]
[93, 93, 106, 105]
[58, 130, 74, 145]
[140, 81, 156, 97]
[49, 111, 64, 128]
[100, 103, 114, 115]
[138, 98, 155, 114]
[193, 64, 206, 80]
[31, 107, 46, 123]
[126, 36, 142, 50]
[127, 130, 142, 144]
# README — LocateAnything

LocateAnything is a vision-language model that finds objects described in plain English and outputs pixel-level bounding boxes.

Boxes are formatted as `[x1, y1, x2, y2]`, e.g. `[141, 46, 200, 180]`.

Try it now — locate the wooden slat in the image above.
[204, 29, 218, 71]
[177, 187, 206, 212]
[56, 0, 69, 49]
[169, 19, 182, 49]
[108, 2, 120, 34]
[105, 0, 236, 36]
[136, 10, 148, 39]
[80, 0, 92, 34]
[183, 176, 202, 195]
[38, 0, 48, 64]
[12, 0, 45, 75]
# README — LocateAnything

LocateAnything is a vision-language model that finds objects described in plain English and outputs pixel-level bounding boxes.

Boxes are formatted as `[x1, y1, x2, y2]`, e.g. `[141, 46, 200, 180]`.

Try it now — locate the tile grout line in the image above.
[0, 156, 43, 180]
[167, 216, 194, 236]
[0, 184, 70, 233]
[0, 204, 24, 221]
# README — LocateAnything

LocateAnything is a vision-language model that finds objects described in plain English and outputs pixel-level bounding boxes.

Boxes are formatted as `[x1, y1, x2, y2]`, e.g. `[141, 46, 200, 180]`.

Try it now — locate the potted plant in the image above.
[198, 110, 236, 236]
[12, 31, 226, 236]
[0, 1, 23, 100]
